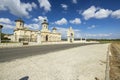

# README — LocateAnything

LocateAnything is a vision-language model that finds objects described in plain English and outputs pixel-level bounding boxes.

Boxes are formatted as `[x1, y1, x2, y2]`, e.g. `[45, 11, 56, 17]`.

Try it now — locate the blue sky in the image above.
[0, 0, 120, 39]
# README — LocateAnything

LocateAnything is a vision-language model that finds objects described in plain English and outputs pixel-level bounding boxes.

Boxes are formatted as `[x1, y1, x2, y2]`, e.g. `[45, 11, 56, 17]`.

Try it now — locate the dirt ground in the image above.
[110, 42, 120, 80]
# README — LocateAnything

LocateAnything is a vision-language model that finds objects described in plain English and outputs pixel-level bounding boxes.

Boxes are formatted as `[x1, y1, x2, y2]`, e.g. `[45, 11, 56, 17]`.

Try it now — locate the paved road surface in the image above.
[0, 43, 109, 80]
[0, 43, 95, 62]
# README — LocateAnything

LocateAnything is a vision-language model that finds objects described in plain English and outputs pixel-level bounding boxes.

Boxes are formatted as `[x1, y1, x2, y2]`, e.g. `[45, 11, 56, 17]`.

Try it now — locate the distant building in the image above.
[13, 18, 61, 42]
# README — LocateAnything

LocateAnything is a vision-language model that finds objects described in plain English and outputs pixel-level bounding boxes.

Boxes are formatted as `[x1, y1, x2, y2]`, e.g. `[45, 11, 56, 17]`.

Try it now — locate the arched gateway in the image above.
[67, 27, 74, 43]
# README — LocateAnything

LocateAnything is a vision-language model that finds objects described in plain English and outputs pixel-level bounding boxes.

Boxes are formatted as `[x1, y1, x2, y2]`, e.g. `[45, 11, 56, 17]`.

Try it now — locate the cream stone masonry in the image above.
[40, 20, 61, 42]
[13, 19, 61, 42]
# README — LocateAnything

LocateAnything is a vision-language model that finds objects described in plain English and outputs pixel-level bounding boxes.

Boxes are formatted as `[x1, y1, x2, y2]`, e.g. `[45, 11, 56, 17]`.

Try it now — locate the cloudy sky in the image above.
[0, 0, 120, 39]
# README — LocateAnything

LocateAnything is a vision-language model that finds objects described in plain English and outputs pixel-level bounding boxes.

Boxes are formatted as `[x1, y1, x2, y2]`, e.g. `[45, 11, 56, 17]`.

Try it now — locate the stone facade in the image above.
[13, 19, 61, 42]
[40, 20, 61, 42]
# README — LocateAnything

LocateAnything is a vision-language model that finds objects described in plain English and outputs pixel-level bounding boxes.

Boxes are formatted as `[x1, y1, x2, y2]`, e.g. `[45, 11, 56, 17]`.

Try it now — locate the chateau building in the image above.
[13, 19, 61, 42]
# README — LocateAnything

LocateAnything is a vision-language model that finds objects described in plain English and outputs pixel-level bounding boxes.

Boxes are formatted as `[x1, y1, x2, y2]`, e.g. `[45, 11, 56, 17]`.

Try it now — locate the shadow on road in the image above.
[19, 76, 29, 80]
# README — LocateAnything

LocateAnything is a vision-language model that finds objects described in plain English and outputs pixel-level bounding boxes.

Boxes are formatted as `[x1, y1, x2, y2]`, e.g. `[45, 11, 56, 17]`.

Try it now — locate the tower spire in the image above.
[41, 19, 49, 32]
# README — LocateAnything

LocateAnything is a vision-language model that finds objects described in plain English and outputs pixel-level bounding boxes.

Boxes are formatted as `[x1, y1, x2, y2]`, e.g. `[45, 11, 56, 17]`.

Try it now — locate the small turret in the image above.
[41, 19, 49, 32]
[15, 18, 24, 29]
[52, 27, 57, 33]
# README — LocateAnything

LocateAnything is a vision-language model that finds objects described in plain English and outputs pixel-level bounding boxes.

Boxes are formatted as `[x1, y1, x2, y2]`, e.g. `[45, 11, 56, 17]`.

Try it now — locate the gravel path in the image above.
[0, 44, 109, 80]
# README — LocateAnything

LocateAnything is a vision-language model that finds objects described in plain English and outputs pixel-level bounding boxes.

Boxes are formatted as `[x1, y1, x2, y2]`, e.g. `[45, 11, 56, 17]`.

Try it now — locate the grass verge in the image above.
[110, 42, 120, 80]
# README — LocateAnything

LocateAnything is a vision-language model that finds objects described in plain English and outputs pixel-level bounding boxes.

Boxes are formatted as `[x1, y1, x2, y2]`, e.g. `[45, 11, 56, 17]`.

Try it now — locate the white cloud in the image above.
[52, 26, 119, 39]
[0, 5, 7, 11]
[0, 17, 40, 30]
[0, 18, 15, 29]
[38, 0, 51, 12]
[32, 16, 48, 30]
[86, 33, 112, 39]
[72, 0, 77, 4]
[56, 27, 81, 38]
[82, 6, 97, 20]
[55, 18, 68, 25]
[83, 33, 120, 39]
[95, 9, 112, 19]
[61, 4, 68, 10]
[0, 18, 12, 24]
[1, 24, 14, 29]
[82, 6, 112, 20]
[38, 16, 48, 21]
[111, 9, 120, 19]
[98, 34, 111, 37]
[74, 29, 81, 38]
[0, 0, 37, 18]
[88, 25, 96, 29]
[33, 16, 48, 23]
[31, 2, 37, 8]
[56, 27, 68, 38]
[33, 18, 39, 22]
[69, 18, 81, 24]
[25, 23, 39, 30]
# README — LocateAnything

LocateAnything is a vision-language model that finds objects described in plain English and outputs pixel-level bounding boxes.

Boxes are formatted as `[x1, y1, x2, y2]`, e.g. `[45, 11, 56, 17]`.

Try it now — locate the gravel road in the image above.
[0, 44, 109, 80]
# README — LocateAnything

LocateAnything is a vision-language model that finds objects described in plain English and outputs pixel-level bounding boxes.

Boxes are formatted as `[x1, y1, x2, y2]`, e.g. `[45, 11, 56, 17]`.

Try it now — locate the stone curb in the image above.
[105, 44, 111, 80]
[0, 42, 98, 49]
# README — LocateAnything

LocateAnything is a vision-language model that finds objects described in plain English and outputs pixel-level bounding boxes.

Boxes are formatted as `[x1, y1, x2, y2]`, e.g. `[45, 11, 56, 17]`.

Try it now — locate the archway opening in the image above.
[70, 33, 73, 42]
[46, 35, 48, 41]
[71, 33, 73, 37]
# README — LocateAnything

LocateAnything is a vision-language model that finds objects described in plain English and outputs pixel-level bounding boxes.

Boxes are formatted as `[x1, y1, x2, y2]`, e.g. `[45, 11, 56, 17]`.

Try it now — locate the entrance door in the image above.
[46, 35, 48, 41]
[70, 33, 73, 42]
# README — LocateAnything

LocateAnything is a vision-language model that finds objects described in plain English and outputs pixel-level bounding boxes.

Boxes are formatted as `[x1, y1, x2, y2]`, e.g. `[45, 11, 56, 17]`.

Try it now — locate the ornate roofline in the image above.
[14, 28, 38, 32]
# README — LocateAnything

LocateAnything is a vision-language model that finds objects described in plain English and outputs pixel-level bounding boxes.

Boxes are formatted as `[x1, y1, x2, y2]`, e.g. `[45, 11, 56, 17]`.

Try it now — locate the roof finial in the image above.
[15, 18, 24, 23]
[42, 19, 49, 25]
[52, 27, 57, 30]
[44, 19, 47, 22]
